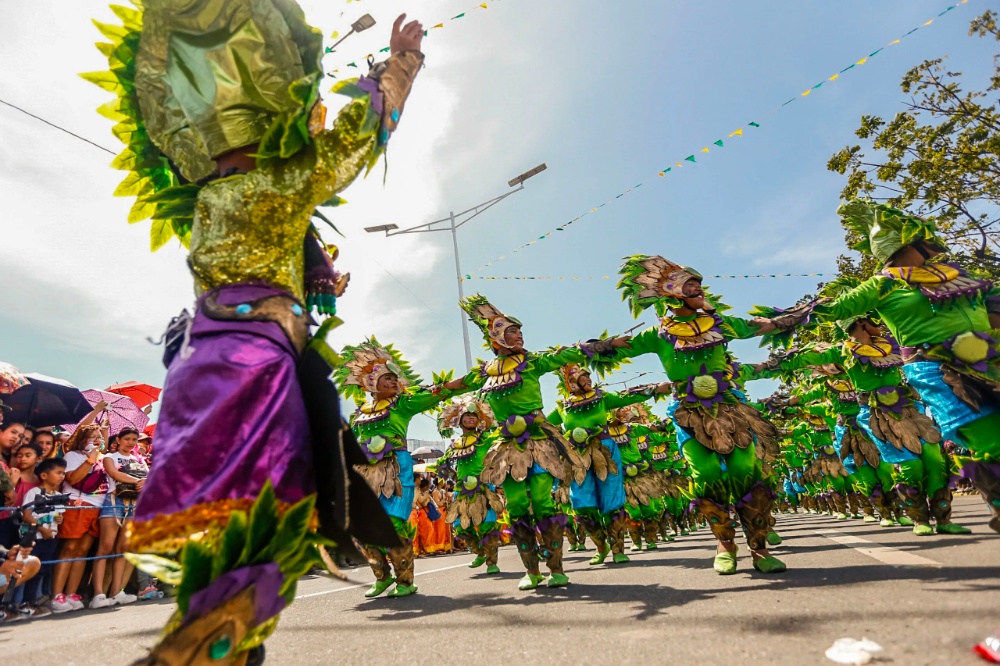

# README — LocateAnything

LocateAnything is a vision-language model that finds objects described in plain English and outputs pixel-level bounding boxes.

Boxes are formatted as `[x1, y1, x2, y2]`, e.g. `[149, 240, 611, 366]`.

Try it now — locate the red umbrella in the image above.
[144, 423, 156, 437]
[106, 381, 161, 409]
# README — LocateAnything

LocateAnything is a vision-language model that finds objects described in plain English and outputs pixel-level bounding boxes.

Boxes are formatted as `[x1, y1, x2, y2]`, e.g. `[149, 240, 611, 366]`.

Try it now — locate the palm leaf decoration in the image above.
[334, 336, 423, 406]
[618, 255, 676, 317]
[81, 2, 196, 251]
[459, 294, 521, 350]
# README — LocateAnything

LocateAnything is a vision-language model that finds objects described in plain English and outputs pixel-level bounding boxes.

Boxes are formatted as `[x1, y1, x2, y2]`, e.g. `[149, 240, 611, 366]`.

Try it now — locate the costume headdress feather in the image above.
[459, 294, 522, 352]
[437, 397, 496, 438]
[618, 255, 703, 317]
[838, 200, 948, 265]
[334, 337, 422, 405]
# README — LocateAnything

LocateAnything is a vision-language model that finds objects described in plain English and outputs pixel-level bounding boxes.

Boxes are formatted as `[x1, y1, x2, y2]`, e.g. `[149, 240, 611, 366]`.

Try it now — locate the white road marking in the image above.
[815, 531, 942, 567]
[296, 562, 472, 599]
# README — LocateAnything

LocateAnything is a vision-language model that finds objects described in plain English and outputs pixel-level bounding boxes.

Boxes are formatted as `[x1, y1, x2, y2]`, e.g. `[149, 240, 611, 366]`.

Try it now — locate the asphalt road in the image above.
[2, 496, 997, 666]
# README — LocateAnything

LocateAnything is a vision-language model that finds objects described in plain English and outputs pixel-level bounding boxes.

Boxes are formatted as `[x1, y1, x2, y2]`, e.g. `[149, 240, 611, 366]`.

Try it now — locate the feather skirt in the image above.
[445, 487, 505, 529]
[481, 437, 574, 485]
[674, 400, 779, 456]
[572, 437, 619, 481]
[624, 473, 663, 507]
[354, 456, 403, 499]
[869, 403, 939, 455]
[838, 424, 882, 468]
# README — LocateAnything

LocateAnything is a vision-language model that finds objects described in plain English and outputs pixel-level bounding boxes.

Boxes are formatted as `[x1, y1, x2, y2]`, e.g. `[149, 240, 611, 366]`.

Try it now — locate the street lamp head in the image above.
[351, 14, 377, 33]
[364, 223, 399, 234]
[508, 163, 547, 188]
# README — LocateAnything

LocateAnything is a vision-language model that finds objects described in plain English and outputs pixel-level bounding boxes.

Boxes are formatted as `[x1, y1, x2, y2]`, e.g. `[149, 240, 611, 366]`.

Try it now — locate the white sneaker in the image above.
[112, 591, 138, 605]
[67, 594, 85, 611]
[50, 594, 75, 614]
[89, 594, 113, 609]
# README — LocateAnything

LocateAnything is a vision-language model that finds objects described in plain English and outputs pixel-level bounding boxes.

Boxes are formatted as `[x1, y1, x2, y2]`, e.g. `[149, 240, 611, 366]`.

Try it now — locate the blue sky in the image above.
[2, 0, 996, 440]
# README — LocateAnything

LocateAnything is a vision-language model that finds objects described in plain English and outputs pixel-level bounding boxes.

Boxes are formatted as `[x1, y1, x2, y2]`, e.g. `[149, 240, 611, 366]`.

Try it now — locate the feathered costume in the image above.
[335, 338, 467, 598]
[457, 294, 619, 590]
[84, 2, 424, 661]
[546, 365, 663, 565]
[437, 397, 505, 574]
[813, 201, 1000, 532]
[615, 255, 805, 574]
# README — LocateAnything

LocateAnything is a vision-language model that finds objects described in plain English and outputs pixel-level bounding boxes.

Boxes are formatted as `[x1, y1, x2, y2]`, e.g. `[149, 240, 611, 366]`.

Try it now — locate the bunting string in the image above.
[324, 0, 503, 77]
[470, 0, 971, 274]
[461, 273, 829, 282]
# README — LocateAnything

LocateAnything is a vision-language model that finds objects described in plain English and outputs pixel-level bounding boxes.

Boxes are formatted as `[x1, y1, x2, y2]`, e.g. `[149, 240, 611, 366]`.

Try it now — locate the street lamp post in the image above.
[365, 163, 547, 369]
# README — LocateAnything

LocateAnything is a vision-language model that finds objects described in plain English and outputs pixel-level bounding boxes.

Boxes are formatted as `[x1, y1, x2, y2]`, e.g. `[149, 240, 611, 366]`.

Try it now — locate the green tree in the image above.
[828, 10, 1000, 280]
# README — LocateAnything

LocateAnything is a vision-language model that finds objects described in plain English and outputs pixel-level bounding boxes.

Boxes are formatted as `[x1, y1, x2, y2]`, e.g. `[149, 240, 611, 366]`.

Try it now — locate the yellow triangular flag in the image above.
[923, 19, 933, 26]
[331, 30, 339, 39]
[480, 2, 488, 7]
[675, 162, 682, 168]
[433, 23, 444, 29]
[728, 128, 743, 137]
[889, 39, 900, 45]
[801, 89, 811, 97]
[701, 147, 710, 153]
[856, 57, 868, 66]
[828, 73, 839, 81]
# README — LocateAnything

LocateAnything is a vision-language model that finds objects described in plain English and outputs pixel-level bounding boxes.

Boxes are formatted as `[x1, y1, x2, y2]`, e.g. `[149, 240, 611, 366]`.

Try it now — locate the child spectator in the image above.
[20, 458, 67, 616]
[12, 443, 42, 508]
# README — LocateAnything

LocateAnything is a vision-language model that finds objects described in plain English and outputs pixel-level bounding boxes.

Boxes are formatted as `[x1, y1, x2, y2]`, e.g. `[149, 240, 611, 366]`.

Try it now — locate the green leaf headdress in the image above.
[437, 397, 496, 438]
[818, 276, 867, 336]
[83, 0, 327, 250]
[334, 337, 423, 405]
[459, 294, 522, 353]
[838, 200, 948, 265]
[618, 255, 703, 317]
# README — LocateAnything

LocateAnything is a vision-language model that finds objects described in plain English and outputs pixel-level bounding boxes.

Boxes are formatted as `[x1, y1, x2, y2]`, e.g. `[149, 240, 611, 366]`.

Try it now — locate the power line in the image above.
[0, 98, 116, 156]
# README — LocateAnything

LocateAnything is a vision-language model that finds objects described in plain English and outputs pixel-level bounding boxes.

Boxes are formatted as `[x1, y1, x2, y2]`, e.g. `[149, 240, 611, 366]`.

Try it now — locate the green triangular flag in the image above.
[452, 13, 465, 19]
[347, 62, 357, 68]
[749, 122, 760, 128]
[685, 155, 696, 163]
[379, 46, 390, 53]
[713, 140, 724, 147]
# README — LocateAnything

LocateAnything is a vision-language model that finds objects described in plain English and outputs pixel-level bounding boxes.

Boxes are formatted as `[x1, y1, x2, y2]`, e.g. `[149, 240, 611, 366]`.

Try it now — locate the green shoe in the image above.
[645, 543, 658, 550]
[752, 555, 786, 573]
[588, 548, 609, 566]
[713, 550, 738, 575]
[387, 582, 418, 597]
[897, 516, 914, 526]
[666, 534, 675, 542]
[518, 574, 546, 591]
[681, 529, 690, 536]
[913, 523, 934, 537]
[879, 518, 894, 527]
[612, 552, 630, 564]
[936, 523, 972, 535]
[547, 573, 570, 588]
[863, 516, 879, 523]
[630, 543, 642, 552]
[766, 531, 782, 546]
[486, 565, 501, 574]
[468, 555, 487, 568]
[364, 577, 395, 598]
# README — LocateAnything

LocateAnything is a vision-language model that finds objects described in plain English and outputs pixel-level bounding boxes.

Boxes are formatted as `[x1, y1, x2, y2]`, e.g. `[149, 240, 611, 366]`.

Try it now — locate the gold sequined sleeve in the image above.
[300, 96, 381, 209]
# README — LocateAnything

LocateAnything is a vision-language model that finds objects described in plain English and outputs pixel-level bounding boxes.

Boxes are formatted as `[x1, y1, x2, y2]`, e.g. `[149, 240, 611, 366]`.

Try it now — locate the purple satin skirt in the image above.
[134, 284, 313, 536]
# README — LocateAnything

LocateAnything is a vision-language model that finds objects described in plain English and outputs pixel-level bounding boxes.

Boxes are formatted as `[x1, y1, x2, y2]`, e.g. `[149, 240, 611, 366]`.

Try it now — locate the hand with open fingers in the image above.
[390, 13, 423, 54]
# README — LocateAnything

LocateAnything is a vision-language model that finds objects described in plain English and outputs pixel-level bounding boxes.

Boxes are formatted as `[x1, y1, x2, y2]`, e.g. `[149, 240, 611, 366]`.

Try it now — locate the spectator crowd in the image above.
[0, 400, 161, 623]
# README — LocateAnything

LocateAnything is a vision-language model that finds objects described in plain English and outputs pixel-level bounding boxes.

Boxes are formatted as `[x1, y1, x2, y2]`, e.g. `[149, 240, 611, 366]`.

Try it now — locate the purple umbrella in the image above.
[63, 389, 149, 436]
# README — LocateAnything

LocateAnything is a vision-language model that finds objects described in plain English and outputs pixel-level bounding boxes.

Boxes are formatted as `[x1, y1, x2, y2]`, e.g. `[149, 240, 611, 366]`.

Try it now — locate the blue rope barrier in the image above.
[37, 553, 125, 565]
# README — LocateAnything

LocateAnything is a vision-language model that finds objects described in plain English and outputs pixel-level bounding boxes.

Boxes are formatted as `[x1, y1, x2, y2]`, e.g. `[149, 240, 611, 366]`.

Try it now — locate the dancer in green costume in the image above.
[337, 339, 468, 598]
[437, 397, 505, 574]
[615, 255, 812, 574]
[647, 419, 688, 541]
[806, 201, 1000, 532]
[759, 323, 969, 535]
[614, 405, 669, 552]
[547, 366, 670, 565]
[456, 295, 630, 590]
